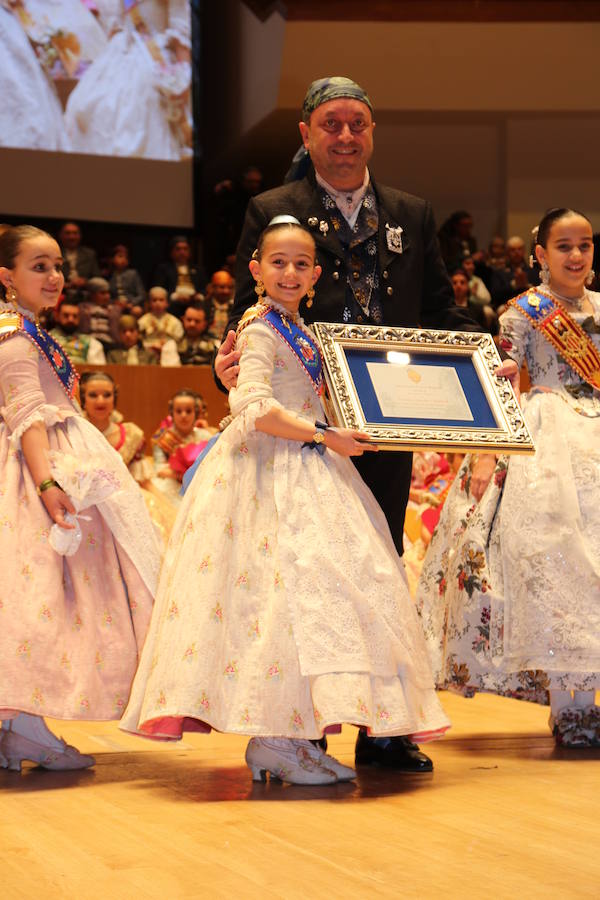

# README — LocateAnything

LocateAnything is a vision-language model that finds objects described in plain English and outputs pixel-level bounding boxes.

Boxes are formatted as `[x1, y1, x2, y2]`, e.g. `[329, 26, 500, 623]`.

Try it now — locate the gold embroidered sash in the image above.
[510, 288, 600, 391]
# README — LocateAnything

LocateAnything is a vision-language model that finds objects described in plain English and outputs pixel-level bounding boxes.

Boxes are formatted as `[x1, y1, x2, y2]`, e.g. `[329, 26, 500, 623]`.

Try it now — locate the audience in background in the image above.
[206, 269, 235, 341]
[485, 235, 507, 270]
[78, 276, 121, 351]
[107, 315, 168, 366]
[59, 221, 101, 300]
[153, 236, 205, 317]
[489, 235, 536, 310]
[80, 371, 176, 541]
[451, 268, 498, 335]
[151, 390, 216, 503]
[438, 210, 479, 272]
[462, 255, 491, 304]
[49, 299, 107, 365]
[108, 244, 146, 311]
[210, 165, 264, 271]
[177, 305, 219, 366]
[138, 287, 184, 364]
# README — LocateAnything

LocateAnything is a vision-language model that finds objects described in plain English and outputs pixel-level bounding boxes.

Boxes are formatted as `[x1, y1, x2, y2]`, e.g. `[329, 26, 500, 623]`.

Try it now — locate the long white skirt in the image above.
[417, 390, 600, 703]
[121, 414, 450, 741]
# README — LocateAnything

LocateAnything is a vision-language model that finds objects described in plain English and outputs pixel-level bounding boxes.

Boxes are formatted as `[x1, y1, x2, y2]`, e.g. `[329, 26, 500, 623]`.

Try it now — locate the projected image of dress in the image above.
[0, 0, 192, 161]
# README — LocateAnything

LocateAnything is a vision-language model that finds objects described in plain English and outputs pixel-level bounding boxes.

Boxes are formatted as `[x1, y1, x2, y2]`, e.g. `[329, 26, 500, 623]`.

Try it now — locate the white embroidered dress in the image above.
[0, 2, 69, 151]
[121, 302, 450, 741]
[64, 0, 190, 160]
[417, 291, 600, 703]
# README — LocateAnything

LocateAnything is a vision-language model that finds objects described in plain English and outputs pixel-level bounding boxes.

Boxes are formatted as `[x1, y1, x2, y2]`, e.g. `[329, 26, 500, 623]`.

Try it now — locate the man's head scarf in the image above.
[301, 76, 373, 123]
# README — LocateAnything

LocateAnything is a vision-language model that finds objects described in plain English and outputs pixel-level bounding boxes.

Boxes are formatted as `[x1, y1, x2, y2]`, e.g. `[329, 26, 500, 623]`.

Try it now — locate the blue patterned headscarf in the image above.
[301, 76, 373, 123]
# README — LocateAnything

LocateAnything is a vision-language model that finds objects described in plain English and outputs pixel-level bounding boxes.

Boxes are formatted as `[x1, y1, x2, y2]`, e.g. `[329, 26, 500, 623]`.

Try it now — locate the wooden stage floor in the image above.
[2, 692, 599, 899]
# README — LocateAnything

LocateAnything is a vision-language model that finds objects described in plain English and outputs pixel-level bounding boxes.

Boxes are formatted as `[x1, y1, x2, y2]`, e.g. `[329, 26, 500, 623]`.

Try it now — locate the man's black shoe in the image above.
[355, 732, 433, 772]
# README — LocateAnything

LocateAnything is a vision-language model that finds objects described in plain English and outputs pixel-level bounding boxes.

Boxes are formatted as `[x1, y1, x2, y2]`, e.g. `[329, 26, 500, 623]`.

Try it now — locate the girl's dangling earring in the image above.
[254, 279, 265, 299]
[5, 286, 18, 308]
[586, 269, 595, 287]
[540, 261, 551, 285]
[306, 287, 315, 309]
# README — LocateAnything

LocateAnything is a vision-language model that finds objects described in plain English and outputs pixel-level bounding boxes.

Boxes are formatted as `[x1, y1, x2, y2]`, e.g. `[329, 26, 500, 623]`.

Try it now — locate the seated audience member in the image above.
[152, 390, 216, 503]
[437, 210, 479, 272]
[177, 304, 219, 365]
[222, 253, 236, 278]
[486, 235, 507, 270]
[489, 236, 537, 310]
[107, 314, 180, 366]
[138, 286, 184, 362]
[153, 236, 205, 317]
[451, 269, 498, 335]
[49, 298, 106, 364]
[59, 220, 101, 300]
[80, 371, 151, 481]
[210, 166, 264, 271]
[108, 244, 145, 310]
[462, 255, 491, 304]
[80, 371, 176, 541]
[206, 269, 234, 341]
[78, 276, 122, 351]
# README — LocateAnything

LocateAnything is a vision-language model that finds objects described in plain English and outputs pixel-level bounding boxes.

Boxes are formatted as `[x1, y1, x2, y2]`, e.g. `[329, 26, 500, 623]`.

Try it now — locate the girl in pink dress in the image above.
[0, 225, 160, 772]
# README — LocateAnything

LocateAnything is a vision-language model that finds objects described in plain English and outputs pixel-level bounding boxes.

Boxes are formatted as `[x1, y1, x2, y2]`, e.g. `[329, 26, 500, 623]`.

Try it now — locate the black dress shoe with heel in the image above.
[355, 731, 433, 772]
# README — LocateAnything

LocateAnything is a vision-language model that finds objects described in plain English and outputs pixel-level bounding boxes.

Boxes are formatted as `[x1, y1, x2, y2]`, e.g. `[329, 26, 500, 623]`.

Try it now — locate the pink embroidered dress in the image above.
[0, 303, 159, 721]
[121, 301, 450, 742]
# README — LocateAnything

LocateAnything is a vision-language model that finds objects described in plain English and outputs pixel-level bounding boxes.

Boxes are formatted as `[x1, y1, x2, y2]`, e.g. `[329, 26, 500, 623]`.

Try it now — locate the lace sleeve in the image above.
[498, 306, 529, 369]
[228, 321, 282, 430]
[0, 334, 76, 449]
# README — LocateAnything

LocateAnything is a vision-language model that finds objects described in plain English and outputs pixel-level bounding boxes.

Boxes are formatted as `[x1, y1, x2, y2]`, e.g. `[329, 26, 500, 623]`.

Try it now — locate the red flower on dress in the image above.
[494, 468, 507, 488]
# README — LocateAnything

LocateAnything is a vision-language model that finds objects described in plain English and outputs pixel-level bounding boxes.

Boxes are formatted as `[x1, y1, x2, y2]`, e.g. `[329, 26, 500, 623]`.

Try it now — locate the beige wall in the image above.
[212, 7, 600, 246]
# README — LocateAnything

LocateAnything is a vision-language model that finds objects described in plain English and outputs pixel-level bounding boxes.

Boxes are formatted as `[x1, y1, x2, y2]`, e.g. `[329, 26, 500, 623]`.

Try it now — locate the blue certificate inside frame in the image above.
[344, 347, 499, 429]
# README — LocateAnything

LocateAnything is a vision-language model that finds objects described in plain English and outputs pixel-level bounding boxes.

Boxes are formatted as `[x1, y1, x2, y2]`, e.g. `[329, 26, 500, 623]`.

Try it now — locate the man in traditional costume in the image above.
[216, 76, 482, 773]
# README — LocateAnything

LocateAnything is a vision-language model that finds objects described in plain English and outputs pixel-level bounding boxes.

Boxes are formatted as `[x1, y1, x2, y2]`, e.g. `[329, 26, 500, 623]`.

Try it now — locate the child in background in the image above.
[78, 276, 122, 352]
[121, 217, 450, 784]
[107, 314, 179, 366]
[152, 390, 216, 503]
[108, 244, 145, 312]
[108, 315, 157, 365]
[138, 286, 184, 363]
[80, 370, 176, 542]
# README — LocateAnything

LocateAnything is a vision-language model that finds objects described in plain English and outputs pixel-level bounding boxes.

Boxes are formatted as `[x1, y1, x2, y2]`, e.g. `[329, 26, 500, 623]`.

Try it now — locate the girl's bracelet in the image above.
[36, 478, 61, 496]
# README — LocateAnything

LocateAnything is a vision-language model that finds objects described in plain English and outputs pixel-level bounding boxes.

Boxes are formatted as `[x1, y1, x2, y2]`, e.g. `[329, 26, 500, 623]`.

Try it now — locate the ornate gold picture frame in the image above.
[312, 323, 535, 454]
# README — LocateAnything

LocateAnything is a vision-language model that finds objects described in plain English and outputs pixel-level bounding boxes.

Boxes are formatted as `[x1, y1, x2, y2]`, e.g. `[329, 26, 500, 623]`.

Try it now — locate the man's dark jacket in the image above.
[229, 169, 481, 334]
[224, 169, 482, 554]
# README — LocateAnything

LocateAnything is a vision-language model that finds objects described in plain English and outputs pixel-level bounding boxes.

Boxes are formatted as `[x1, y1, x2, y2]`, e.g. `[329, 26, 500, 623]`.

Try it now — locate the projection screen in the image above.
[0, 0, 196, 226]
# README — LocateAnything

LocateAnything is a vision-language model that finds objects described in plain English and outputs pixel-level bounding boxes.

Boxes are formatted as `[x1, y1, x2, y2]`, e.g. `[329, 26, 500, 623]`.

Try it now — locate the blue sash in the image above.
[181, 306, 323, 495]
[512, 288, 554, 322]
[21, 316, 78, 399]
[260, 308, 323, 397]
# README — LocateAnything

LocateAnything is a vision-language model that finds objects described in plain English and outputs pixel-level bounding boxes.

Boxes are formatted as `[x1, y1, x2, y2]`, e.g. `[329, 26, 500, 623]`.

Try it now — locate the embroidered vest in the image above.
[320, 184, 382, 324]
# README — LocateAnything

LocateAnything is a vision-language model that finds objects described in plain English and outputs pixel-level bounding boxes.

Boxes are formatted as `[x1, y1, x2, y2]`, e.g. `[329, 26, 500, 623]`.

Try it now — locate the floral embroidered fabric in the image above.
[416, 293, 600, 703]
[122, 316, 449, 741]
[0, 331, 159, 719]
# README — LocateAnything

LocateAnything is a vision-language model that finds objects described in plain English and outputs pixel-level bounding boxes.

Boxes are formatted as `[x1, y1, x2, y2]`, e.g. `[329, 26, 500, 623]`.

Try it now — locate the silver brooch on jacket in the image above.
[385, 223, 403, 254]
[307, 217, 318, 227]
[319, 221, 329, 235]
